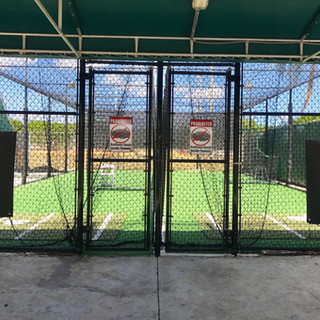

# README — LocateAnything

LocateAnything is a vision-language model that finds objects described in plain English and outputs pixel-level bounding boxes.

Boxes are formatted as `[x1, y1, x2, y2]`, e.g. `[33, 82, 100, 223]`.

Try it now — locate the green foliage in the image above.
[294, 116, 320, 125]
[242, 117, 261, 130]
[9, 119, 24, 131]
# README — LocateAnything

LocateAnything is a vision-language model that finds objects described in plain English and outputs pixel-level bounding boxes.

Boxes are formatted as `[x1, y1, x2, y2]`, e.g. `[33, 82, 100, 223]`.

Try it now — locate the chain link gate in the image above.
[162, 64, 236, 253]
[84, 62, 154, 252]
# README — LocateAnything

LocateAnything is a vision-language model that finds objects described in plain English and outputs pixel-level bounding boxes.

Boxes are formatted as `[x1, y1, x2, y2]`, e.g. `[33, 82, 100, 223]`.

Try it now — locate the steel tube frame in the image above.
[76, 59, 86, 253]
[154, 62, 164, 257]
[232, 63, 241, 256]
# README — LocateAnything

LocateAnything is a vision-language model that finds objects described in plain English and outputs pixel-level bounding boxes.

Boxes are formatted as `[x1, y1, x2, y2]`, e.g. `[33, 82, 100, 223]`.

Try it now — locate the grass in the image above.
[1, 169, 320, 252]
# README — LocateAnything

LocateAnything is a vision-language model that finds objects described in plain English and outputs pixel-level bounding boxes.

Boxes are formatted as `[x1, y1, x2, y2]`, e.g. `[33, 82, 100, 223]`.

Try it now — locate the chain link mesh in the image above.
[240, 63, 320, 251]
[0, 58, 78, 251]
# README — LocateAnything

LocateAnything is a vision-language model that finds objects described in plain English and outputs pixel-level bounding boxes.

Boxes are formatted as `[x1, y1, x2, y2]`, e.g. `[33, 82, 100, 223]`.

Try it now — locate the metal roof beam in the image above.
[300, 5, 320, 41]
[2, 32, 320, 44]
[33, 0, 80, 58]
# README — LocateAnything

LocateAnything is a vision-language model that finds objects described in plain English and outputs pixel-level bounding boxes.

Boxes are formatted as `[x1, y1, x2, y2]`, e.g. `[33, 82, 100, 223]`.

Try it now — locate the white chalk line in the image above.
[205, 212, 223, 233]
[264, 214, 306, 240]
[14, 213, 56, 240]
[92, 213, 114, 241]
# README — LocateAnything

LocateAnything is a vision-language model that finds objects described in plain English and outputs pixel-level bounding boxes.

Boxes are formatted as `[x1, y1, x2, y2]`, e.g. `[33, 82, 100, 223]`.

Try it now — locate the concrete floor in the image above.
[0, 253, 320, 320]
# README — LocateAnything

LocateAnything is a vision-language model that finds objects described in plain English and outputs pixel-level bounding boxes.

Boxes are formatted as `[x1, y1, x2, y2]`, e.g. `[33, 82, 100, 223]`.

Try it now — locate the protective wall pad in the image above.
[0, 131, 16, 217]
[306, 140, 320, 224]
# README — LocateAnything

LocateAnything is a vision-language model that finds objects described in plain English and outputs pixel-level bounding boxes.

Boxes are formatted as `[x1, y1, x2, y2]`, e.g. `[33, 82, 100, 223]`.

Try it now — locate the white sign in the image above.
[109, 117, 133, 152]
[190, 119, 213, 155]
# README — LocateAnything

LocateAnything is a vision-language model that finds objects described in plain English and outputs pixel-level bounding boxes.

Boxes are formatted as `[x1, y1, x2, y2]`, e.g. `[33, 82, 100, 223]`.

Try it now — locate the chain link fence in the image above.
[240, 63, 320, 251]
[0, 58, 78, 251]
[85, 62, 154, 251]
[165, 65, 234, 252]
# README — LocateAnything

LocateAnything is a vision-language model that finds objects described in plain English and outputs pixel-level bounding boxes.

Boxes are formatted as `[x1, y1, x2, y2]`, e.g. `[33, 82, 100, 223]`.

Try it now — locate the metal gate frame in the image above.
[160, 64, 239, 254]
[76, 61, 241, 255]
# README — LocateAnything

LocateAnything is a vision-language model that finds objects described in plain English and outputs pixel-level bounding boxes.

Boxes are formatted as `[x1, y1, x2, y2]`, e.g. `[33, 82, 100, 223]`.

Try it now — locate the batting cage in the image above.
[1, 58, 320, 255]
[0, 58, 78, 252]
[239, 63, 320, 252]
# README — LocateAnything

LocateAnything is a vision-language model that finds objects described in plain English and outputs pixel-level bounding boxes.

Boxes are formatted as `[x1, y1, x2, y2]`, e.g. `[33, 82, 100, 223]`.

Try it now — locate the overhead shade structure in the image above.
[0, 1, 320, 62]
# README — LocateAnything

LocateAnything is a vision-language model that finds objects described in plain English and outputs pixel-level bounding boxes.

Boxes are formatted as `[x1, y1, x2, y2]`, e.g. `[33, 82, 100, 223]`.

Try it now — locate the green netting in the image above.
[244, 121, 320, 187]
[0, 97, 12, 131]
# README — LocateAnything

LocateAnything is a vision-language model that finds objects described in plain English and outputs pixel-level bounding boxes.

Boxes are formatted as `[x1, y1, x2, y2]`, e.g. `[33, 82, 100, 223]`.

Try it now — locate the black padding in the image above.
[0, 131, 16, 217]
[306, 140, 320, 224]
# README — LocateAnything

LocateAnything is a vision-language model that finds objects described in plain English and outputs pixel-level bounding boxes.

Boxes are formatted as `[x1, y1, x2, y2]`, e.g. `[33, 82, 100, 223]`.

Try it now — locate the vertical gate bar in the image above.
[86, 70, 93, 248]
[47, 97, 52, 178]
[165, 67, 172, 251]
[76, 59, 86, 253]
[265, 99, 269, 166]
[154, 62, 163, 257]
[23, 59, 28, 185]
[232, 63, 241, 255]
[223, 69, 232, 246]
[288, 89, 293, 184]
[146, 69, 153, 250]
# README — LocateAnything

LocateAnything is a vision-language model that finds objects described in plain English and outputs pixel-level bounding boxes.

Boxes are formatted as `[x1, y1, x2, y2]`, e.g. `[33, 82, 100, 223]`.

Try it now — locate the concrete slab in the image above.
[0, 254, 158, 320]
[0, 253, 320, 320]
[158, 255, 320, 320]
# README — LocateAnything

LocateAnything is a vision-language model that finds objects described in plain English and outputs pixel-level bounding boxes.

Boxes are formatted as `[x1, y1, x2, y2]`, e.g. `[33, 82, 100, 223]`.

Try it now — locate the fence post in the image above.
[154, 61, 163, 257]
[76, 59, 86, 253]
[232, 63, 241, 255]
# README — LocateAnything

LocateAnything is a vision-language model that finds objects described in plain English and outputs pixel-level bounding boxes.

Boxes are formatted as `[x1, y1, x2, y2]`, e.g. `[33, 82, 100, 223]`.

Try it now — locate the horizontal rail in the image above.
[242, 112, 320, 117]
[169, 159, 226, 164]
[171, 71, 227, 76]
[92, 158, 148, 163]
[92, 70, 150, 75]
[0, 110, 78, 116]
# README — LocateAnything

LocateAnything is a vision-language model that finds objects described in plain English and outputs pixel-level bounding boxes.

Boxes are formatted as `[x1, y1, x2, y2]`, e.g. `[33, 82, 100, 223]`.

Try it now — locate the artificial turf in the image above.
[1, 169, 319, 251]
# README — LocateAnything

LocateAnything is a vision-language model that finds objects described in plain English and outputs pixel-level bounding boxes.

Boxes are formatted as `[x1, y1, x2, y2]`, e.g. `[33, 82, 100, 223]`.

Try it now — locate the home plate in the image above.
[287, 215, 306, 222]
[3, 219, 30, 226]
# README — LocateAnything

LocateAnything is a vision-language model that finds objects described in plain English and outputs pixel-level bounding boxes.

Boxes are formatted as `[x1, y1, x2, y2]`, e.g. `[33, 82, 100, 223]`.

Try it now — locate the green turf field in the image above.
[1, 169, 320, 252]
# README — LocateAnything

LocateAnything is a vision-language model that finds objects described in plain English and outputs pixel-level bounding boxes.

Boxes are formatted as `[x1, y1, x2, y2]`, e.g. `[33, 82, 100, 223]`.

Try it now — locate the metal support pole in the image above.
[232, 63, 241, 255]
[154, 61, 163, 257]
[223, 69, 232, 247]
[47, 97, 52, 178]
[76, 59, 86, 253]
[146, 68, 153, 251]
[64, 103, 68, 173]
[22, 59, 28, 185]
[86, 70, 93, 248]
[288, 89, 293, 184]
[265, 99, 269, 171]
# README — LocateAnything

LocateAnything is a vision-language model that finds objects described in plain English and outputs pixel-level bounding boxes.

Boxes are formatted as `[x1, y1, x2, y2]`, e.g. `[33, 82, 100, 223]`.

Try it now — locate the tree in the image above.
[9, 119, 24, 131]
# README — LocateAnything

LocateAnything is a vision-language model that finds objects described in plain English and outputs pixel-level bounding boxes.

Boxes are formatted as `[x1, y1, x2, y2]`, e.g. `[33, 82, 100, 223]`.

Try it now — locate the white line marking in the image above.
[4, 219, 30, 226]
[265, 214, 306, 239]
[92, 213, 114, 241]
[162, 219, 165, 244]
[287, 215, 307, 222]
[0, 217, 7, 222]
[14, 213, 55, 240]
[205, 212, 223, 233]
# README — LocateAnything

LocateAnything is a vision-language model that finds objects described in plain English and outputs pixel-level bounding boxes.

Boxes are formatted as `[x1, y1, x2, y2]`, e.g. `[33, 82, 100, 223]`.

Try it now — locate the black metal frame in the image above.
[163, 64, 238, 253]
[84, 63, 154, 252]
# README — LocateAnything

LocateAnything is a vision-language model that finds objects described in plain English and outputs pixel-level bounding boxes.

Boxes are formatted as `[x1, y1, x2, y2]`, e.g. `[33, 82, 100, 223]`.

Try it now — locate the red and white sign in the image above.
[109, 117, 133, 152]
[190, 119, 213, 155]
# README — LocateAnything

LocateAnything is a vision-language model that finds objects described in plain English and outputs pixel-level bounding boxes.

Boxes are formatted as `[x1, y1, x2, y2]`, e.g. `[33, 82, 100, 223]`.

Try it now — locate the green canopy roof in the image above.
[1, 1, 320, 62]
